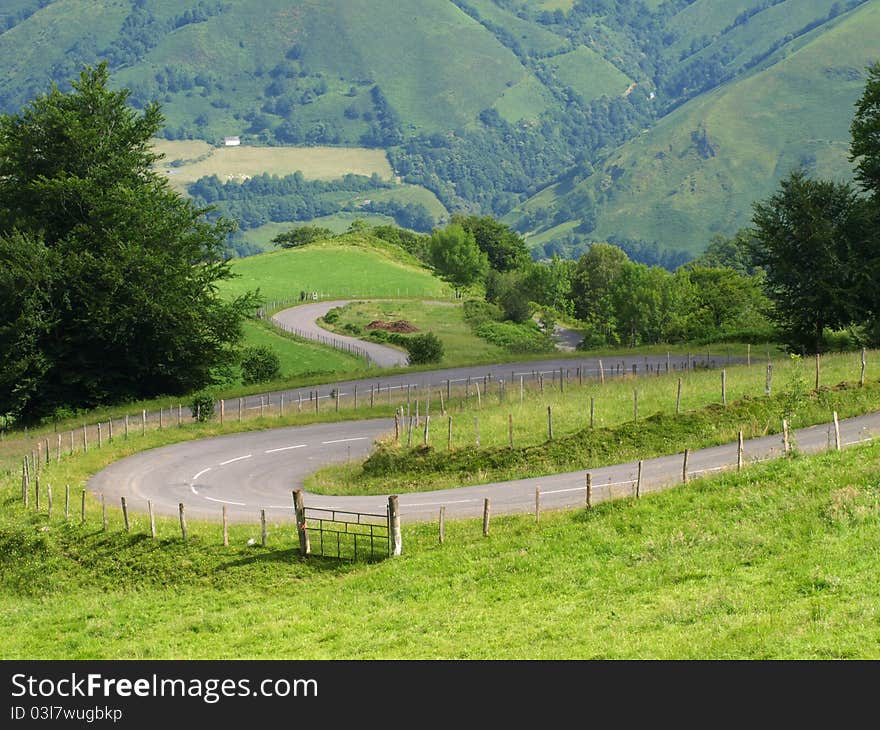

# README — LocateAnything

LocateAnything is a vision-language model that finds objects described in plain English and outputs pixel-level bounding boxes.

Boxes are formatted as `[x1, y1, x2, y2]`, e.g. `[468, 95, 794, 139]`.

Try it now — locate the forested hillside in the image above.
[0, 0, 875, 259]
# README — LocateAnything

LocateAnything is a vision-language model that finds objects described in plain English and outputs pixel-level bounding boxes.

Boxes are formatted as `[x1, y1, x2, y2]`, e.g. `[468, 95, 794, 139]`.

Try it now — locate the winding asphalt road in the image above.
[88, 303, 799, 524]
[272, 300, 410, 367]
[90, 411, 880, 524]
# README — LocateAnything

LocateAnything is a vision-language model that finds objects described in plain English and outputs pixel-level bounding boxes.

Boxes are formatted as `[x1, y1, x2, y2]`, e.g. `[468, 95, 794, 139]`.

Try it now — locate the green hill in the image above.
[508, 0, 880, 258]
[222, 232, 453, 302]
[1, 0, 877, 258]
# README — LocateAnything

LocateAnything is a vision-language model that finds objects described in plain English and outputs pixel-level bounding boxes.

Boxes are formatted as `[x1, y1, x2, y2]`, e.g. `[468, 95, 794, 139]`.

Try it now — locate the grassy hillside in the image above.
[222, 233, 453, 302]
[3, 435, 880, 658]
[2, 0, 876, 260]
[509, 0, 879, 256]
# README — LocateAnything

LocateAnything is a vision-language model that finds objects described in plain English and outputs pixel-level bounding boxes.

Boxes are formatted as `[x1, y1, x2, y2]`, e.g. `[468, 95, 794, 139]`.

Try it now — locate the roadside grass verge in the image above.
[2, 440, 880, 658]
[306, 351, 880, 494]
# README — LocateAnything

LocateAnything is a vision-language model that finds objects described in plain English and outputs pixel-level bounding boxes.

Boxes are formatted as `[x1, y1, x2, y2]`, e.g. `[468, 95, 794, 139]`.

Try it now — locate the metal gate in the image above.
[303, 507, 390, 561]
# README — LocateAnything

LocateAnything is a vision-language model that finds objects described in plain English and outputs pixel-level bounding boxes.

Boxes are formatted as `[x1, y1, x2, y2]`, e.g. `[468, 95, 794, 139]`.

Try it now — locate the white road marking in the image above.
[190, 485, 199, 495]
[203, 496, 247, 506]
[219, 454, 252, 466]
[266, 505, 296, 510]
[265, 444, 307, 454]
[542, 485, 590, 496]
[192, 467, 211, 481]
[402, 498, 479, 507]
[321, 437, 368, 445]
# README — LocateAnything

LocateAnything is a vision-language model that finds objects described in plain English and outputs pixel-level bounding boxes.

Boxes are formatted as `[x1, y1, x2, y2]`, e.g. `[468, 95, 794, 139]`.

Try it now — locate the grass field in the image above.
[321, 300, 512, 365]
[3, 434, 880, 658]
[307, 350, 880, 494]
[539, 46, 632, 103]
[222, 233, 453, 303]
[240, 319, 366, 378]
[153, 141, 393, 192]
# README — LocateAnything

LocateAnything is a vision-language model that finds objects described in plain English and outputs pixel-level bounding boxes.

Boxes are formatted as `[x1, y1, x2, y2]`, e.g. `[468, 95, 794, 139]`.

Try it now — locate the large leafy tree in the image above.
[851, 62, 880, 200]
[0, 64, 258, 423]
[750, 170, 869, 354]
[428, 223, 489, 292]
[452, 214, 531, 272]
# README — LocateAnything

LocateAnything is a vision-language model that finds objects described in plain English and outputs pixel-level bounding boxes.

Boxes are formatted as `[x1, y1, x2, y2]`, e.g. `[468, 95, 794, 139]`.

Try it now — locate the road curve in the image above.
[272, 300, 409, 367]
[90, 411, 880, 524]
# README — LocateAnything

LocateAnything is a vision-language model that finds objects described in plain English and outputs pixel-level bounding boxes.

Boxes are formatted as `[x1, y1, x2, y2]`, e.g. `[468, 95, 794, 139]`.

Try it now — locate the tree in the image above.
[750, 170, 869, 353]
[851, 62, 880, 200]
[429, 223, 489, 292]
[272, 225, 332, 248]
[570, 243, 630, 343]
[0, 64, 259, 423]
[453, 214, 531, 272]
[689, 230, 760, 276]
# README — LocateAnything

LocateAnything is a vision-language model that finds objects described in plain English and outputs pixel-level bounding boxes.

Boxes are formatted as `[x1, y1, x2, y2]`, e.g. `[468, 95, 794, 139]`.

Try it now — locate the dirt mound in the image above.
[365, 319, 419, 333]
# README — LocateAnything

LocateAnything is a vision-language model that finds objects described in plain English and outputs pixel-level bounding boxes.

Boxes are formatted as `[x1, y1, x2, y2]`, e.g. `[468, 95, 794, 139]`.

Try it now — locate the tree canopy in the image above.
[0, 64, 258, 423]
[428, 223, 489, 291]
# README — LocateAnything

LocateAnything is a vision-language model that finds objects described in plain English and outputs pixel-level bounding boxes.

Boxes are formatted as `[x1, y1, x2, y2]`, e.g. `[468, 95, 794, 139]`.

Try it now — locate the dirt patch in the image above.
[365, 320, 419, 333]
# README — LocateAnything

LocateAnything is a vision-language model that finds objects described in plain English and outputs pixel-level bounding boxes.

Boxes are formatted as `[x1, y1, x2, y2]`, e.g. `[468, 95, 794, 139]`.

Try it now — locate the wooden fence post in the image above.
[815, 352, 821, 391]
[220, 399, 225, 424]
[482, 498, 490, 537]
[635, 461, 643, 498]
[508, 413, 514, 449]
[599, 360, 605, 385]
[747, 343, 751, 367]
[782, 419, 790, 455]
[239, 398, 243, 422]
[83, 424, 88, 452]
[676, 378, 683, 415]
[439, 506, 445, 544]
[97, 422, 102, 448]
[474, 416, 480, 447]
[35, 475, 40, 511]
[124, 415, 129, 440]
[261, 509, 267, 546]
[585, 473, 592, 508]
[737, 431, 744, 471]
[388, 495, 402, 556]
[47, 483, 53, 519]
[293, 490, 310, 556]
[766, 363, 772, 397]
[833, 411, 841, 451]
[149, 500, 156, 539]
[423, 415, 430, 446]
[682, 449, 689, 483]
[447, 416, 453, 450]
[535, 488, 541, 524]
[547, 406, 553, 441]
[64, 484, 70, 521]
[177, 404, 182, 426]
[121, 497, 130, 532]
[860, 348, 866, 387]
[142, 410, 146, 435]
[721, 369, 727, 406]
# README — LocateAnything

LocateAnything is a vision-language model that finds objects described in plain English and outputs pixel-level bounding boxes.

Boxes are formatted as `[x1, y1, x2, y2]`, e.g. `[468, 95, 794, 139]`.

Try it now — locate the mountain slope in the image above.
[508, 0, 879, 258]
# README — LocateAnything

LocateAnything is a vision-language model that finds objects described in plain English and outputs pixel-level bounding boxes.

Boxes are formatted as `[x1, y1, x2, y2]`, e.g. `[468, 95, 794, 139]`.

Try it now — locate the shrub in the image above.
[463, 299, 503, 326]
[189, 390, 216, 422]
[405, 332, 444, 364]
[322, 307, 341, 324]
[474, 321, 553, 353]
[240, 346, 281, 385]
